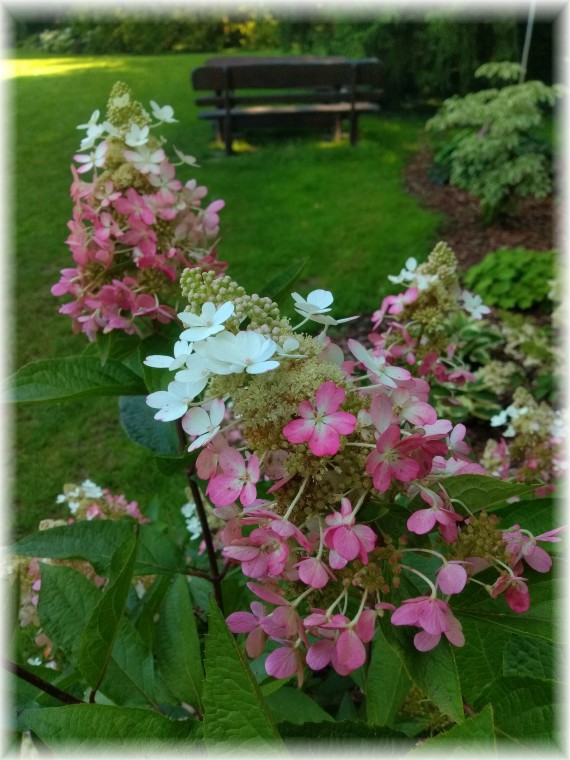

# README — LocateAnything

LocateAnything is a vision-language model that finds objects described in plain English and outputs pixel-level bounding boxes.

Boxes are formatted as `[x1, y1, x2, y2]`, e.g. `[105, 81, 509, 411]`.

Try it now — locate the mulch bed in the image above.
[403, 148, 556, 271]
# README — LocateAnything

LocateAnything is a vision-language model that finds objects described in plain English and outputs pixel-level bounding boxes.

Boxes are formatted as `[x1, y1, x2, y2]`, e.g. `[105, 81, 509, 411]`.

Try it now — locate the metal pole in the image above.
[520, 0, 537, 83]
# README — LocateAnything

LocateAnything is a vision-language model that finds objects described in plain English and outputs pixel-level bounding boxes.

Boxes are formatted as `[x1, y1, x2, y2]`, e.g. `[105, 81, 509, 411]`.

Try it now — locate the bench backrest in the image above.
[191, 59, 384, 94]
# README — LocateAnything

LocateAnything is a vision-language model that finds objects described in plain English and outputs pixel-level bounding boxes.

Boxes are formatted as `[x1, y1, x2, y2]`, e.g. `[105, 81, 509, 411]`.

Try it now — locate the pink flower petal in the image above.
[308, 423, 341, 457]
[524, 546, 552, 573]
[265, 646, 300, 679]
[315, 381, 345, 414]
[414, 631, 440, 651]
[354, 609, 376, 643]
[208, 474, 242, 506]
[283, 417, 315, 444]
[297, 557, 331, 589]
[336, 629, 366, 671]
[369, 394, 394, 434]
[324, 410, 357, 435]
[436, 563, 468, 595]
[306, 640, 335, 671]
[245, 626, 266, 658]
[407, 508, 437, 534]
[332, 526, 361, 561]
[226, 611, 257, 633]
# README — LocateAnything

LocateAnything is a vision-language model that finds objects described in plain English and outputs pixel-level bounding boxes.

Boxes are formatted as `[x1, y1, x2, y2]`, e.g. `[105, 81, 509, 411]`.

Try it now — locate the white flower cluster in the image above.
[387, 257, 437, 291]
[181, 501, 202, 541]
[55, 479, 104, 514]
[490, 403, 529, 437]
[74, 99, 196, 175]
[145, 289, 355, 445]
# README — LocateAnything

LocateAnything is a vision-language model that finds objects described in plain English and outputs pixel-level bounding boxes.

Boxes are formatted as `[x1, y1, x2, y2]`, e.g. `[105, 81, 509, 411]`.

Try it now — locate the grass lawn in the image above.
[8, 51, 442, 538]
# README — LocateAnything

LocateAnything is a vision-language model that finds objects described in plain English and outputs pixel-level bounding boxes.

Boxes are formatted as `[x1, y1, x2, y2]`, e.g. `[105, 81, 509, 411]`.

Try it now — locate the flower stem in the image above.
[400, 564, 437, 597]
[283, 476, 309, 521]
[5, 659, 82, 705]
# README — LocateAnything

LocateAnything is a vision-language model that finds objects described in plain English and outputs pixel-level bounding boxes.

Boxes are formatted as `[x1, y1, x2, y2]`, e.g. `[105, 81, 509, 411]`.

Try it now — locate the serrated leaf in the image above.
[156, 575, 204, 713]
[442, 474, 540, 512]
[119, 395, 183, 457]
[264, 687, 333, 725]
[409, 704, 495, 752]
[502, 635, 556, 680]
[19, 705, 198, 749]
[455, 575, 559, 643]
[473, 677, 557, 746]
[202, 601, 284, 751]
[380, 619, 464, 724]
[97, 331, 142, 366]
[278, 720, 410, 745]
[79, 533, 138, 693]
[366, 626, 412, 727]
[6, 357, 146, 404]
[260, 258, 309, 305]
[12, 521, 185, 577]
[452, 618, 511, 705]
[38, 565, 170, 707]
[133, 575, 172, 650]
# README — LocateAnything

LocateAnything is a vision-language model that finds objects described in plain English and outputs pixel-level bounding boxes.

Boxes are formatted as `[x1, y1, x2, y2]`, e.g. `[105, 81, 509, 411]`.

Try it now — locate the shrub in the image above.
[463, 247, 556, 310]
[426, 62, 562, 221]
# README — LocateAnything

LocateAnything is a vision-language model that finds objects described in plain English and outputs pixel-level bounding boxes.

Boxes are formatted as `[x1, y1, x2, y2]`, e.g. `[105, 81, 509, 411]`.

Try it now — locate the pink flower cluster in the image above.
[177, 332, 561, 683]
[52, 97, 227, 340]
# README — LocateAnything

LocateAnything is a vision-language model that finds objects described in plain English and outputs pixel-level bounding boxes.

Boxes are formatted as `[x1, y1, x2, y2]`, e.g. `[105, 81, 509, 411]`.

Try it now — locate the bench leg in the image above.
[215, 119, 223, 143]
[333, 114, 342, 142]
[223, 116, 232, 156]
[350, 113, 358, 147]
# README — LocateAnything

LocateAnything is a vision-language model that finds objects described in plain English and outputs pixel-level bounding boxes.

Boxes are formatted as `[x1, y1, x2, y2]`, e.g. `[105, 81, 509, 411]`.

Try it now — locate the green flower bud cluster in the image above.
[453, 511, 509, 565]
[476, 360, 521, 396]
[400, 242, 463, 352]
[105, 81, 151, 133]
[180, 267, 290, 337]
[499, 311, 554, 370]
[400, 685, 453, 735]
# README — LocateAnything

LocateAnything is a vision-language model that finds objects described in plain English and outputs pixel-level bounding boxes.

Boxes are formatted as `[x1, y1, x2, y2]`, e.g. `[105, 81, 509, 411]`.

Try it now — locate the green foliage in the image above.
[19, 705, 198, 749]
[464, 247, 556, 310]
[427, 62, 561, 220]
[441, 474, 540, 512]
[409, 704, 496, 751]
[79, 534, 138, 694]
[202, 601, 284, 750]
[12, 519, 186, 576]
[366, 627, 412, 726]
[155, 576, 204, 713]
[6, 356, 146, 405]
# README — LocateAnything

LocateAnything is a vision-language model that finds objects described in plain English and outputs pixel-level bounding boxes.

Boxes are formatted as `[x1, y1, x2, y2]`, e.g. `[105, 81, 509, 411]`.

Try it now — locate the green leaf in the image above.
[491, 497, 556, 538]
[119, 395, 183, 457]
[132, 575, 172, 650]
[502, 635, 556, 680]
[473, 677, 557, 746]
[96, 331, 142, 366]
[12, 520, 185, 576]
[6, 357, 146, 404]
[202, 601, 284, 751]
[156, 575, 204, 713]
[260, 258, 309, 304]
[79, 532, 138, 693]
[409, 704, 495, 752]
[381, 620, 464, 724]
[38, 565, 171, 707]
[366, 626, 412, 727]
[265, 687, 333, 725]
[19, 705, 198, 749]
[455, 575, 559, 643]
[442, 474, 540, 512]
[278, 720, 410, 745]
[452, 618, 510, 705]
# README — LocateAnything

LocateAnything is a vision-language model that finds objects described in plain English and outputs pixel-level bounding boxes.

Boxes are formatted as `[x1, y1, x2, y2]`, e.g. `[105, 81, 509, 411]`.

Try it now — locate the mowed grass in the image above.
[9, 52, 441, 537]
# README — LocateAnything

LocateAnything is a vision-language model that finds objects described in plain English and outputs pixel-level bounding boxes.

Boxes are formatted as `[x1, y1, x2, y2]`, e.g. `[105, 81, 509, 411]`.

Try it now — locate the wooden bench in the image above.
[190, 58, 384, 155]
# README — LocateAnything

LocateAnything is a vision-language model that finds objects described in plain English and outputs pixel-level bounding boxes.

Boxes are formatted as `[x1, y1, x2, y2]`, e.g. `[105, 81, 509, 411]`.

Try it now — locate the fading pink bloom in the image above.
[365, 426, 420, 493]
[226, 601, 267, 658]
[265, 643, 305, 686]
[391, 595, 464, 651]
[436, 561, 469, 595]
[491, 574, 530, 613]
[295, 557, 335, 589]
[407, 497, 463, 543]
[207, 449, 260, 506]
[283, 381, 357, 457]
[323, 498, 376, 569]
[503, 525, 564, 574]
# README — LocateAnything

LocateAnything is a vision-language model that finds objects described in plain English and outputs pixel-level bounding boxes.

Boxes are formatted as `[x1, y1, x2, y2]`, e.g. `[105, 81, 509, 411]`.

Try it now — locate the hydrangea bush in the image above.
[6, 84, 563, 753]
